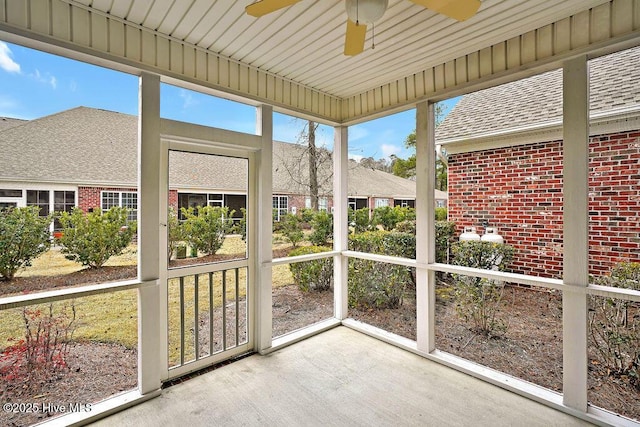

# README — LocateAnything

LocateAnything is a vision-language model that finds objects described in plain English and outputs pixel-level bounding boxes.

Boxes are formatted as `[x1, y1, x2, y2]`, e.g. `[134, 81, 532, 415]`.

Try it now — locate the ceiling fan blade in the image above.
[344, 19, 367, 56]
[409, 0, 481, 21]
[245, 0, 301, 17]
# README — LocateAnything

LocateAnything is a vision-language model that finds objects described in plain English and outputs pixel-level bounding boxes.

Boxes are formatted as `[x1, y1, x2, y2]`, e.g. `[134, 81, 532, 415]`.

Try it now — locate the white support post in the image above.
[137, 72, 162, 395]
[562, 56, 589, 411]
[256, 105, 273, 353]
[333, 126, 349, 320]
[416, 101, 436, 353]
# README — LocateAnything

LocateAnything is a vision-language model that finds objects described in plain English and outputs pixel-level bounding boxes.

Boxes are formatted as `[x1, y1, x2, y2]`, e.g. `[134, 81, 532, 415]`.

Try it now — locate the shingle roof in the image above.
[0, 106, 417, 199]
[436, 47, 640, 141]
[0, 117, 26, 132]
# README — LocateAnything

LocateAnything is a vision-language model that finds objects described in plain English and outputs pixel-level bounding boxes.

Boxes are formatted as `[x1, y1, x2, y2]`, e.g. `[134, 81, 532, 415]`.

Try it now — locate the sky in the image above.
[0, 40, 458, 161]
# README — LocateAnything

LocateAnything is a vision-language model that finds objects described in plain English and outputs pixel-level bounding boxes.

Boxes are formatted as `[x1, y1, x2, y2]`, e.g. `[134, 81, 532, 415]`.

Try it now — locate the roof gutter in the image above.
[438, 105, 640, 154]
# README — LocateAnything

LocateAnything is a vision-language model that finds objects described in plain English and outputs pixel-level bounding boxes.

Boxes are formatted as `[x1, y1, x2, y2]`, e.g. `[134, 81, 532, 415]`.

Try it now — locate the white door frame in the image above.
[158, 121, 260, 381]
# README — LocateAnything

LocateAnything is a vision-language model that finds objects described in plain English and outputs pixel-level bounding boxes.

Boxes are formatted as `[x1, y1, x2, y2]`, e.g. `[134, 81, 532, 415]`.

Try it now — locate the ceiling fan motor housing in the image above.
[345, 0, 389, 24]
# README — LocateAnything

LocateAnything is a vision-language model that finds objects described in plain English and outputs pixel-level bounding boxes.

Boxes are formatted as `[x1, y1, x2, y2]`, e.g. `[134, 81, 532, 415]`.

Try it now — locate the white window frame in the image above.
[272, 195, 288, 221]
[374, 198, 389, 208]
[319, 197, 328, 212]
[101, 190, 138, 221]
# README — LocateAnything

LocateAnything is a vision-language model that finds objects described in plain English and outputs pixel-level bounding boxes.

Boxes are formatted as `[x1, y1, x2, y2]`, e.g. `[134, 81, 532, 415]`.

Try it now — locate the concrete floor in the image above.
[94, 327, 591, 427]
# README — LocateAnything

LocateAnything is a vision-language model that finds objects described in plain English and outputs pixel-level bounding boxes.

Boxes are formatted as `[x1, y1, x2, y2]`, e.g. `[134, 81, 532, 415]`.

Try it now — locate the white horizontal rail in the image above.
[269, 250, 339, 267]
[342, 250, 420, 269]
[167, 259, 249, 279]
[429, 263, 565, 291]
[0, 279, 156, 310]
[587, 283, 640, 302]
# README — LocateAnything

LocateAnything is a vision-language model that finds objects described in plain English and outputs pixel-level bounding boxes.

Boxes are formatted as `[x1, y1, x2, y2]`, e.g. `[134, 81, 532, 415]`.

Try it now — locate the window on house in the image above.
[102, 191, 138, 222]
[319, 197, 328, 212]
[394, 199, 415, 208]
[272, 195, 288, 221]
[375, 198, 389, 208]
[54, 191, 76, 230]
[348, 197, 368, 210]
[0, 202, 18, 210]
[0, 189, 22, 198]
[207, 193, 224, 207]
[26, 190, 50, 216]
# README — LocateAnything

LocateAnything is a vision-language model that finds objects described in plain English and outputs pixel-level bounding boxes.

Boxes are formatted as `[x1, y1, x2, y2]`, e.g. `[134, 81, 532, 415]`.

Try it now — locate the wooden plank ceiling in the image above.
[73, 0, 610, 99]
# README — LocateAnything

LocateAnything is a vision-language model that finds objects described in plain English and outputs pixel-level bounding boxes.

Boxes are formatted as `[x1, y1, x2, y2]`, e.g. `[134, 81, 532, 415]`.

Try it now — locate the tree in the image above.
[275, 120, 332, 211]
[181, 206, 234, 256]
[359, 156, 391, 173]
[0, 206, 51, 281]
[167, 207, 185, 260]
[57, 207, 136, 268]
[394, 103, 448, 190]
[280, 213, 304, 247]
[391, 154, 416, 178]
[308, 120, 320, 210]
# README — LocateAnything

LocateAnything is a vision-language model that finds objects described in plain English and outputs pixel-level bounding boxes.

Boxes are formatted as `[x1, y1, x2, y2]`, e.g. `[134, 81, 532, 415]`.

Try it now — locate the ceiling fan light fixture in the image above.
[345, 0, 389, 24]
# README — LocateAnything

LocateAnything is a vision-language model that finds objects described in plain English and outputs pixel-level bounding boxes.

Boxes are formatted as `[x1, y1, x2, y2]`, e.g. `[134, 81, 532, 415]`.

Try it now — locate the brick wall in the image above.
[78, 187, 137, 212]
[588, 131, 640, 276]
[169, 190, 178, 211]
[448, 130, 640, 279]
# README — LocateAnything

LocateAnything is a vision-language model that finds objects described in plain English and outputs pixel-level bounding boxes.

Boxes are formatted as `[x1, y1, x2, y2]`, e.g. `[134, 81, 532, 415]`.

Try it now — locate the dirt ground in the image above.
[2, 267, 639, 425]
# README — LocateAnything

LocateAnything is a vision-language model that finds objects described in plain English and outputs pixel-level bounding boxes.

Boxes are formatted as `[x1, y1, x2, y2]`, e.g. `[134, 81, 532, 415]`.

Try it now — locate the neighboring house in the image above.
[0, 107, 437, 227]
[436, 47, 640, 278]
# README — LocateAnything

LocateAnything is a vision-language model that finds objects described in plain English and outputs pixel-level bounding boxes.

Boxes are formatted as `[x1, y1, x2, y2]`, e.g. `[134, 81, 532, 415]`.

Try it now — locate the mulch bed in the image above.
[1, 266, 137, 297]
[0, 342, 137, 427]
[351, 283, 640, 421]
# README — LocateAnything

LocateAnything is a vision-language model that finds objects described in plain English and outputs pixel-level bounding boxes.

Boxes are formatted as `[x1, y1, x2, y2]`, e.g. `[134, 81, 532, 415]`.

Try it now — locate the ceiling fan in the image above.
[245, 0, 481, 56]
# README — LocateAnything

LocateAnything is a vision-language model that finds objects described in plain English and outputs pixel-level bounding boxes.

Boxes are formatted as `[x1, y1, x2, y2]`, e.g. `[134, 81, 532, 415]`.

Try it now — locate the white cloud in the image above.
[348, 126, 369, 142]
[349, 154, 364, 162]
[30, 69, 58, 89]
[179, 89, 198, 109]
[381, 143, 401, 158]
[0, 41, 21, 73]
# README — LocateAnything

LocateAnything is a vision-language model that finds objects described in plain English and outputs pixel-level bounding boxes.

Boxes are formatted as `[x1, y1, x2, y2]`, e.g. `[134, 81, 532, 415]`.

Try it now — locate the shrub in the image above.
[181, 205, 234, 256]
[0, 303, 76, 390]
[348, 230, 414, 309]
[349, 258, 407, 309]
[167, 207, 184, 260]
[435, 207, 448, 221]
[371, 206, 414, 231]
[57, 207, 136, 268]
[348, 207, 371, 234]
[299, 208, 315, 224]
[288, 246, 333, 292]
[0, 206, 51, 281]
[280, 213, 304, 247]
[393, 219, 415, 234]
[388, 219, 456, 264]
[238, 208, 247, 241]
[451, 240, 515, 335]
[309, 210, 333, 246]
[590, 262, 640, 383]
[435, 221, 456, 264]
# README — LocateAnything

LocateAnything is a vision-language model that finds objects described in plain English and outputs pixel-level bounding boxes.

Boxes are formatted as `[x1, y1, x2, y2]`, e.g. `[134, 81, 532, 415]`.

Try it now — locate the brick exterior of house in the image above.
[448, 130, 640, 279]
[78, 186, 136, 212]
